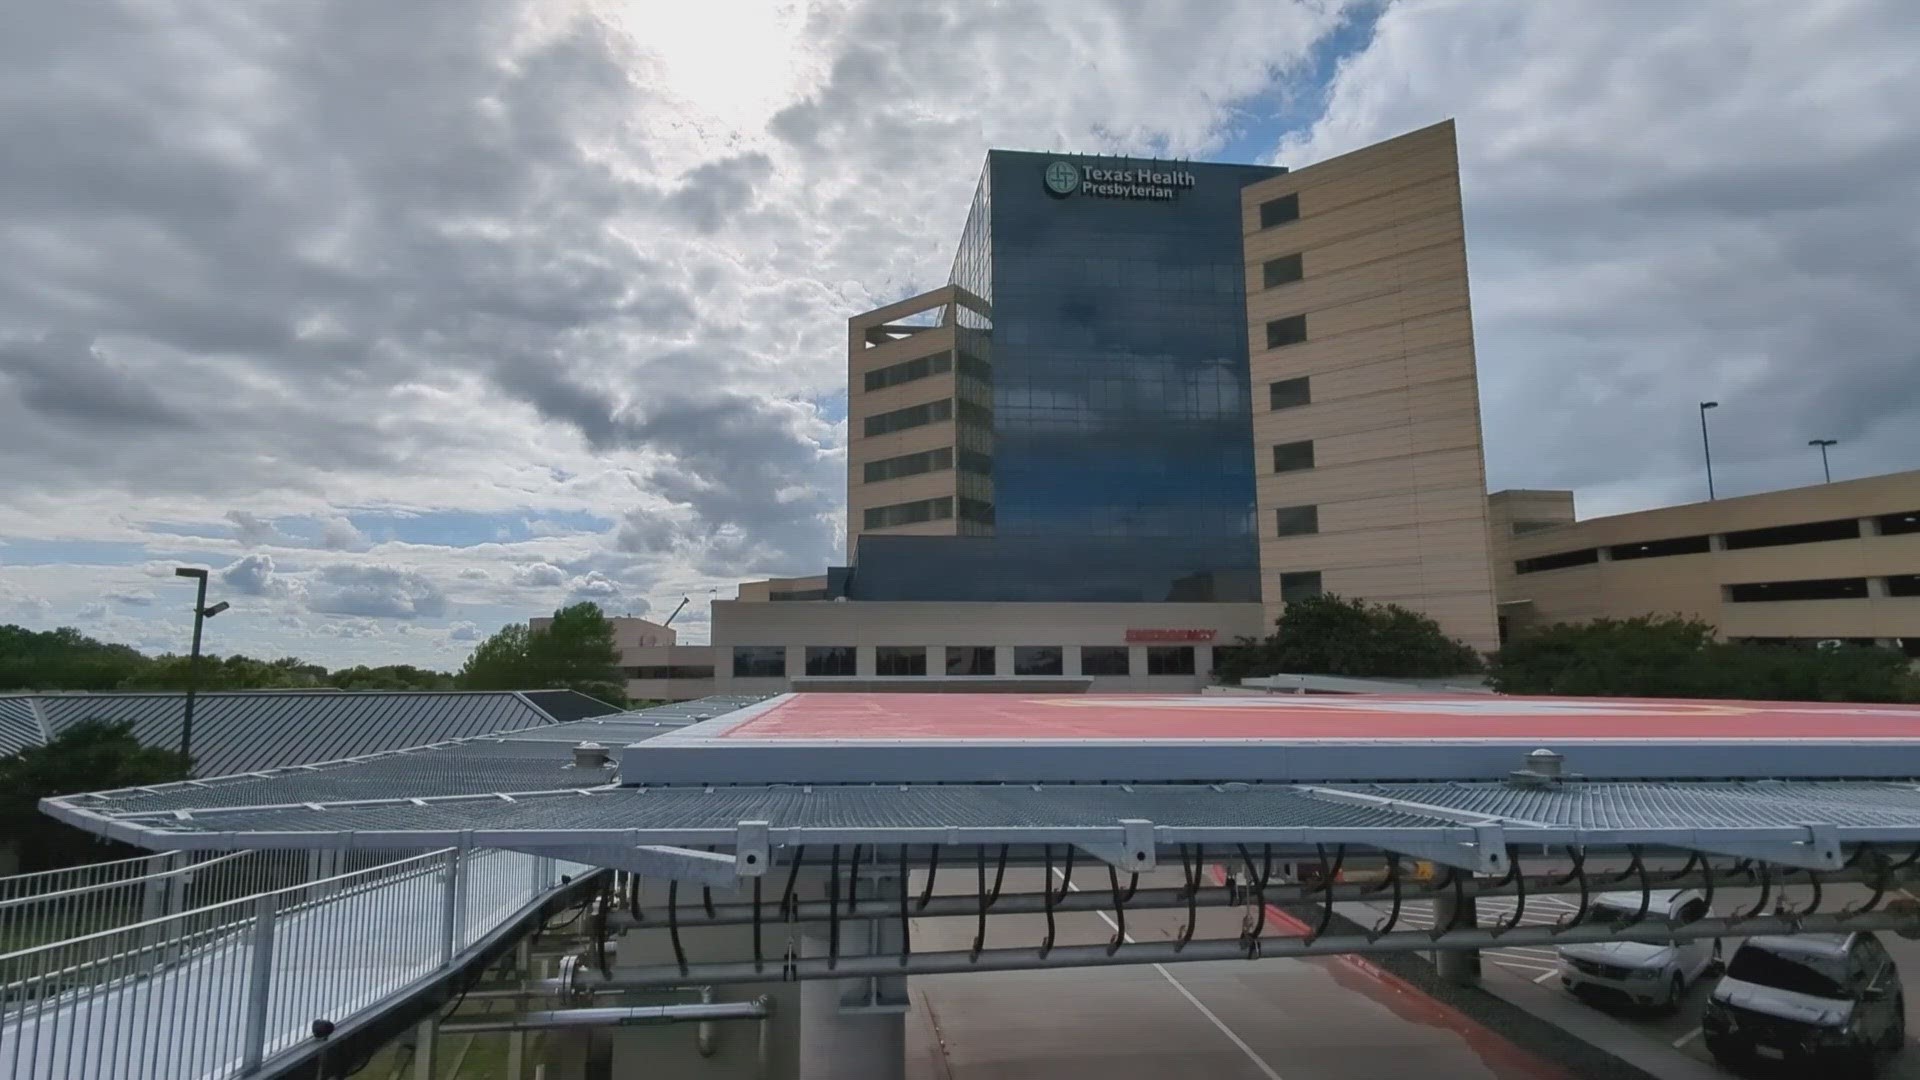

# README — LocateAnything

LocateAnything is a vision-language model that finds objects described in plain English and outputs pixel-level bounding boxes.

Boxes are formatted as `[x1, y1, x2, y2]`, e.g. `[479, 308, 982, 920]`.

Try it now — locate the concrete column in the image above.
[786, 645, 806, 681]
[925, 645, 946, 678]
[1128, 645, 1149, 678]
[993, 645, 1015, 678]
[412, 1018, 437, 1080]
[1432, 887, 1481, 986]
[1868, 576, 1891, 598]
[1062, 645, 1083, 677]
[1709, 534, 1728, 552]
[1194, 643, 1214, 681]
[856, 645, 877, 678]
[798, 873, 906, 1080]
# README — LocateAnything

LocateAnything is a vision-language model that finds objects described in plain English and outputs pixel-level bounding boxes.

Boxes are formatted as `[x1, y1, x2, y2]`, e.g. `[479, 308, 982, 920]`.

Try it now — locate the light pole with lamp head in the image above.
[173, 568, 229, 764]
[1698, 401, 1720, 500]
[1808, 438, 1837, 483]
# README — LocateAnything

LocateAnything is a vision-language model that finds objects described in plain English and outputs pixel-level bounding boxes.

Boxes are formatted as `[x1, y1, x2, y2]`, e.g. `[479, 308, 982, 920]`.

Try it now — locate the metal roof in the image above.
[39, 693, 1920, 878]
[0, 694, 44, 755]
[3, 690, 580, 776]
[517, 689, 626, 723]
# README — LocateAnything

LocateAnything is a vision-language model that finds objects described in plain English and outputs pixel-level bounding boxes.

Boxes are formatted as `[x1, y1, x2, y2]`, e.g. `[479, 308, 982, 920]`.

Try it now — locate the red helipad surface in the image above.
[718, 693, 1920, 742]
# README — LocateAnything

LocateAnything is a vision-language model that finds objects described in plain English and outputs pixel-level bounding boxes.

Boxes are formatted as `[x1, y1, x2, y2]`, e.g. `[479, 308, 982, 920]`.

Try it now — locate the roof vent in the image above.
[572, 742, 611, 769]
[1508, 747, 1566, 788]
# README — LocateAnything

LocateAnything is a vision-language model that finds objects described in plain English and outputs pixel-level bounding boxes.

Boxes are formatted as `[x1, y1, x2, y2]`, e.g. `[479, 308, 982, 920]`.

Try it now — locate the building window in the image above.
[1722, 518, 1861, 550]
[875, 646, 927, 676]
[1146, 646, 1195, 676]
[626, 665, 715, 679]
[1275, 505, 1318, 537]
[1013, 646, 1063, 676]
[1885, 574, 1920, 598]
[864, 398, 953, 438]
[1510, 520, 1563, 537]
[956, 399, 993, 424]
[1279, 571, 1322, 603]
[770, 589, 830, 601]
[1726, 578, 1870, 603]
[946, 646, 996, 676]
[956, 352, 992, 381]
[1265, 315, 1307, 349]
[863, 351, 952, 393]
[1262, 254, 1303, 289]
[1080, 646, 1130, 676]
[1259, 193, 1299, 229]
[864, 447, 953, 483]
[1514, 548, 1601, 574]
[1875, 510, 1920, 537]
[865, 496, 954, 530]
[804, 646, 855, 677]
[957, 448, 993, 475]
[957, 497, 995, 525]
[1269, 376, 1310, 411]
[1272, 440, 1315, 473]
[732, 645, 786, 678]
[1608, 534, 1712, 561]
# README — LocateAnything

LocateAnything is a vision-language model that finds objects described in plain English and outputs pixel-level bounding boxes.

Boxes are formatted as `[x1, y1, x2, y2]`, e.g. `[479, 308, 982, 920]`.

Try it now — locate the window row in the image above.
[1516, 509, 1920, 574]
[865, 495, 953, 530]
[623, 665, 716, 679]
[1728, 575, 1920, 603]
[731, 645, 1202, 678]
[864, 446, 952, 484]
[864, 351, 951, 393]
[864, 397, 952, 437]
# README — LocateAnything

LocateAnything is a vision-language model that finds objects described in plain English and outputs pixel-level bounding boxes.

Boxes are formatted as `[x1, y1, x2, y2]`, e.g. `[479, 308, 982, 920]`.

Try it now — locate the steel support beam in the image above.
[438, 1000, 770, 1034]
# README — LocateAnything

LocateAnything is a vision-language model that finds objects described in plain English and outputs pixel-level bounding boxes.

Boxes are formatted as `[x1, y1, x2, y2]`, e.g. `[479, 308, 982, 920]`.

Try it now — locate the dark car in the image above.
[1702, 932, 1905, 1075]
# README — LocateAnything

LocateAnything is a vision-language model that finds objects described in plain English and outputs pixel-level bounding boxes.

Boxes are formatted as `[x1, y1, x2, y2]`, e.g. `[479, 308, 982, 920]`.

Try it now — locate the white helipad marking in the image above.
[1055, 869, 1283, 1080]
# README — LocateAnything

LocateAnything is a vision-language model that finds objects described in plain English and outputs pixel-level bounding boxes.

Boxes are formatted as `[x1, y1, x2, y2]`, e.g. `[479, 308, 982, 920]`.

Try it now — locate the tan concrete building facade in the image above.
[845, 285, 993, 558]
[1240, 120, 1499, 653]
[1490, 471, 1920, 652]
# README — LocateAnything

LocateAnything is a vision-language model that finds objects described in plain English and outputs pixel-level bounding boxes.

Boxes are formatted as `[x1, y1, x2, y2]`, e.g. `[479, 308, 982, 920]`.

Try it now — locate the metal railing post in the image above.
[240, 892, 278, 1071]
[439, 846, 463, 966]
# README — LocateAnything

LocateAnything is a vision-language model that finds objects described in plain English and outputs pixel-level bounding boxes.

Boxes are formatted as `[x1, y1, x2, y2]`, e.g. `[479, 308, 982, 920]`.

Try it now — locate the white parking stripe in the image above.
[1533, 969, 1560, 985]
[1057, 870, 1284, 1080]
[1672, 1027, 1703, 1048]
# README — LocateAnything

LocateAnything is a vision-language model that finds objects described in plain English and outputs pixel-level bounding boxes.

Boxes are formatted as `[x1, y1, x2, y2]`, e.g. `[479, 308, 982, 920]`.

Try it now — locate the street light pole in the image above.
[1809, 438, 1837, 484]
[1698, 401, 1720, 501]
[173, 568, 229, 765]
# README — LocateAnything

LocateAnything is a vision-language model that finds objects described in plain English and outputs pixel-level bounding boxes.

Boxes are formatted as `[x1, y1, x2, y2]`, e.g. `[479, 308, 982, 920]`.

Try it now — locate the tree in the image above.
[1212, 593, 1484, 684]
[0, 625, 149, 691]
[1487, 615, 1920, 702]
[0, 720, 191, 872]
[459, 604, 628, 705]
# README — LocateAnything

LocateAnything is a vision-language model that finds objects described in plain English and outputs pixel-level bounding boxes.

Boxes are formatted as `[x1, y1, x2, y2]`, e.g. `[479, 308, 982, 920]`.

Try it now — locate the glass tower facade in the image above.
[849, 150, 1285, 603]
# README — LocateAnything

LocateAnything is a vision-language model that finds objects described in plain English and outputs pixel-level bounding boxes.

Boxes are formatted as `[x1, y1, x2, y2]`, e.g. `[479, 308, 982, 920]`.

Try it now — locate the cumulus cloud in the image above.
[447, 621, 481, 642]
[105, 588, 155, 607]
[514, 563, 567, 588]
[320, 516, 368, 551]
[306, 565, 448, 619]
[226, 511, 281, 547]
[218, 554, 302, 600]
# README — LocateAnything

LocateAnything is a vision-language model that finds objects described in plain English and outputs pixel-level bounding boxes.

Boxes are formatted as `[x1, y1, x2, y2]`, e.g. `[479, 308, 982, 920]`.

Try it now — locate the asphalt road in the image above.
[904, 862, 1573, 1080]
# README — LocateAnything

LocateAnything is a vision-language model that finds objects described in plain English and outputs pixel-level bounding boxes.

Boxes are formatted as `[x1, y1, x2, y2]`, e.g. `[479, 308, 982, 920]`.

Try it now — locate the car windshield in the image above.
[1727, 945, 1848, 1000]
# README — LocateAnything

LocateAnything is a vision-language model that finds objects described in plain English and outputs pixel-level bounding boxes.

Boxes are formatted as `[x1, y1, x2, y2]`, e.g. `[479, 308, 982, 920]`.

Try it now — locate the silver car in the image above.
[1556, 889, 1720, 1011]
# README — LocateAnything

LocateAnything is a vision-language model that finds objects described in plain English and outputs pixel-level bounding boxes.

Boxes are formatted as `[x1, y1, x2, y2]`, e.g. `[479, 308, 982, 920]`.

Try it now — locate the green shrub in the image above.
[1212, 593, 1483, 683]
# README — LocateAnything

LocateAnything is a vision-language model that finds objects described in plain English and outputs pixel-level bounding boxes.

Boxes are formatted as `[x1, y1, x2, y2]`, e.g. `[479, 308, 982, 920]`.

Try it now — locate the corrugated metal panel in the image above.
[1356, 781, 1920, 829]
[0, 695, 43, 755]
[64, 696, 765, 812]
[32, 691, 562, 777]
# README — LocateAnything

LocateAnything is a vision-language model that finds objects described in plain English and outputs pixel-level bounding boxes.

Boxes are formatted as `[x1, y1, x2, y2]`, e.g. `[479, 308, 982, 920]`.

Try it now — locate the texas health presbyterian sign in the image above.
[1044, 159, 1196, 201]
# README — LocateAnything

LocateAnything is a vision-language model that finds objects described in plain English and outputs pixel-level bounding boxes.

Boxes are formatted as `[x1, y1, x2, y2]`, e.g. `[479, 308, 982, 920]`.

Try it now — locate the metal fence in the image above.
[0, 849, 413, 955]
[0, 847, 580, 1080]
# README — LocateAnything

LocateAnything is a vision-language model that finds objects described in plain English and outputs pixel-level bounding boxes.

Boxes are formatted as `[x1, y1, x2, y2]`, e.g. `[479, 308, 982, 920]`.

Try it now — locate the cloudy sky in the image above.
[3, 0, 1916, 668]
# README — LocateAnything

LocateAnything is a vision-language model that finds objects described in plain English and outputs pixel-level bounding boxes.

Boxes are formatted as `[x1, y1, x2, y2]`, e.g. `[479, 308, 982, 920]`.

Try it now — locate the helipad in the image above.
[623, 692, 1920, 784]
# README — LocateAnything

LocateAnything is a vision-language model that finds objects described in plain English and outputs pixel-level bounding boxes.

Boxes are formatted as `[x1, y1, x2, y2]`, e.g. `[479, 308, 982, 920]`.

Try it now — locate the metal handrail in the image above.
[1, 847, 581, 1080]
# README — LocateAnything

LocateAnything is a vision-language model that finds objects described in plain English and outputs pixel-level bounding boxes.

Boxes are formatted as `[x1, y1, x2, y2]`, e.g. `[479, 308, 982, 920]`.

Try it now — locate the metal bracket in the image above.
[592, 845, 740, 886]
[1683, 824, 1845, 871]
[1076, 820, 1156, 872]
[734, 821, 770, 878]
[1370, 823, 1507, 876]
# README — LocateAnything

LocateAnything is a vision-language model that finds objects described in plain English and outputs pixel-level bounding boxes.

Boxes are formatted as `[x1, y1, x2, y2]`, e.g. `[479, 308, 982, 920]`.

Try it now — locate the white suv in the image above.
[1557, 889, 1720, 1011]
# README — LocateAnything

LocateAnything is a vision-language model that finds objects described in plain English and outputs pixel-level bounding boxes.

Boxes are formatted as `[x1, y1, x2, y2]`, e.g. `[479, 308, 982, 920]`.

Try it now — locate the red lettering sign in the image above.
[1124, 628, 1216, 643]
